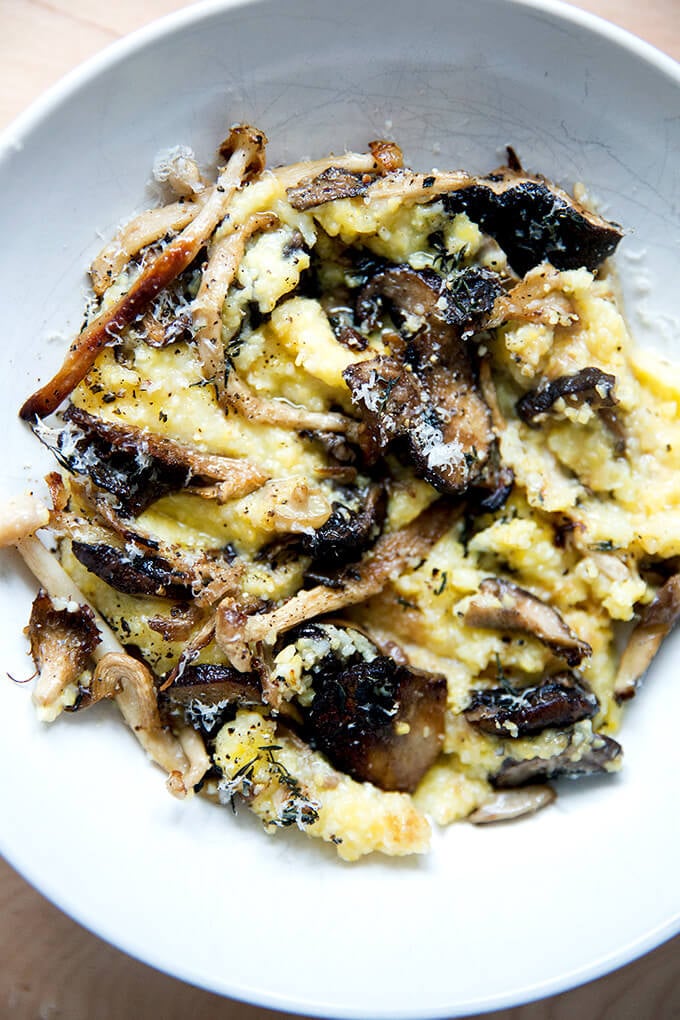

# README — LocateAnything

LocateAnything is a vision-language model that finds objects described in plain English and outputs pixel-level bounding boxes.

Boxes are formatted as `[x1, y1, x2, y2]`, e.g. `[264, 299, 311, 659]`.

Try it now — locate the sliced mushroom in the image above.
[615, 574, 680, 702]
[285, 141, 403, 208]
[70, 541, 194, 600]
[468, 785, 556, 824]
[35, 406, 268, 516]
[216, 499, 455, 665]
[516, 366, 620, 446]
[161, 662, 262, 737]
[27, 590, 101, 721]
[493, 732, 622, 788]
[20, 125, 267, 420]
[464, 673, 598, 737]
[300, 482, 386, 567]
[356, 263, 502, 335]
[162, 662, 262, 706]
[224, 370, 363, 442]
[287, 166, 374, 210]
[439, 167, 623, 275]
[305, 656, 446, 793]
[463, 578, 592, 667]
[345, 265, 499, 495]
[491, 264, 578, 328]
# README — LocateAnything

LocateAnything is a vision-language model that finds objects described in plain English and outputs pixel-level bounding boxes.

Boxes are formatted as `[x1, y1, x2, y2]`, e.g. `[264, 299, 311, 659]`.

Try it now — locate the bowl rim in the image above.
[1, 0, 678, 1016]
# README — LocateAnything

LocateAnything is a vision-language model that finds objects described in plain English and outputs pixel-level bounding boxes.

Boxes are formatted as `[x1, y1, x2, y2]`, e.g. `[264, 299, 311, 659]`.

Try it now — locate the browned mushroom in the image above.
[493, 732, 622, 787]
[20, 125, 267, 420]
[305, 656, 446, 793]
[224, 370, 363, 441]
[192, 211, 279, 396]
[27, 590, 101, 720]
[463, 578, 592, 667]
[464, 672, 598, 737]
[90, 651, 209, 794]
[516, 367, 624, 453]
[70, 541, 195, 600]
[440, 166, 623, 275]
[300, 482, 386, 567]
[344, 265, 500, 495]
[35, 406, 268, 516]
[468, 785, 556, 824]
[161, 663, 262, 736]
[285, 140, 403, 209]
[615, 574, 680, 702]
[216, 499, 456, 667]
[287, 166, 375, 210]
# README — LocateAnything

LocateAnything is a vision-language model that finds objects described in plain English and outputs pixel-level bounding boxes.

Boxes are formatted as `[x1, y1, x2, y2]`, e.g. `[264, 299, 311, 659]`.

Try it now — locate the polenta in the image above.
[10, 126, 680, 861]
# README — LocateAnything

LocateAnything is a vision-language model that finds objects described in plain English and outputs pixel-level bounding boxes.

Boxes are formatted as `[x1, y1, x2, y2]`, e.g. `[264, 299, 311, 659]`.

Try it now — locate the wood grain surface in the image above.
[1, 2, 678, 1018]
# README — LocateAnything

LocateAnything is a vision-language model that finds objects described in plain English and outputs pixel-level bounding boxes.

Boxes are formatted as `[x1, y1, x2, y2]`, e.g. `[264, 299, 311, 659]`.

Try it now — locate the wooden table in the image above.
[1, 2, 678, 1018]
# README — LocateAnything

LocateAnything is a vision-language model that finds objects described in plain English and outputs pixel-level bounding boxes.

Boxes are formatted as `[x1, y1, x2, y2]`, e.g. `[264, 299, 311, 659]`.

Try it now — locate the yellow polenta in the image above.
[40, 141, 680, 861]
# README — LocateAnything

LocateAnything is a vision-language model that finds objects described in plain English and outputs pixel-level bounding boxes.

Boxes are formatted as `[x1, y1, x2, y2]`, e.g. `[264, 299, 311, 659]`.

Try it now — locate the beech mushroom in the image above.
[20, 125, 268, 420]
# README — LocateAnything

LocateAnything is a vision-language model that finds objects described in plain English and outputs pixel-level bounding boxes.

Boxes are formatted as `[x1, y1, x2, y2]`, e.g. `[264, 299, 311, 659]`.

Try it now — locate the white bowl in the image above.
[1, 1, 678, 1016]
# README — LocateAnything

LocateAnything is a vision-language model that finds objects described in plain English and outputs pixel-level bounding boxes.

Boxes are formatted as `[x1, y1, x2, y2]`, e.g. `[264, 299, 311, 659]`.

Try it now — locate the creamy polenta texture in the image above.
[20, 129, 680, 860]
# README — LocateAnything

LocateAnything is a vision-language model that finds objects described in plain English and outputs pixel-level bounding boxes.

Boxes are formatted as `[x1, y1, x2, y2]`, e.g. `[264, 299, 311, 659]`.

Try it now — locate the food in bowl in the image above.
[5, 124, 680, 861]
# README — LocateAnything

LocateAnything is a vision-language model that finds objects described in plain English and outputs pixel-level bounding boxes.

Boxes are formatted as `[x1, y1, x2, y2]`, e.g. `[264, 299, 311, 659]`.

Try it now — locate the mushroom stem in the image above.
[92, 652, 207, 797]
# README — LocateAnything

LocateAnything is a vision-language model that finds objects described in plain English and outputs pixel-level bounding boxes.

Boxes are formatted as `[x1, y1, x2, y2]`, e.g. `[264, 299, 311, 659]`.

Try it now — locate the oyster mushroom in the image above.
[300, 482, 386, 567]
[468, 785, 556, 824]
[90, 651, 209, 794]
[344, 265, 500, 495]
[27, 590, 101, 721]
[463, 578, 592, 667]
[305, 655, 447, 793]
[70, 541, 195, 600]
[493, 732, 622, 788]
[615, 573, 680, 702]
[464, 672, 598, 737]
[34, 406, 268, 516]
[216, 500, 455, 667]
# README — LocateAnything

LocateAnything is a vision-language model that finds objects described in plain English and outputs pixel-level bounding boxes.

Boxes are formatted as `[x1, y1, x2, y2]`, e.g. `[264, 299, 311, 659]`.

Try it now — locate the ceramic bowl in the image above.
[0, 1, 678, 1016]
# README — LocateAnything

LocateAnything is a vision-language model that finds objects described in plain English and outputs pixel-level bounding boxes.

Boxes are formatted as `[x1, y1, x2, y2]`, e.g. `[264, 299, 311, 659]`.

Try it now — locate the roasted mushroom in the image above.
[305, 654, 446, 793]
[441, 167, 623, 275]
[20, 125, 268, 420]
[34, 406, 267, 516]
[162, 663, 262, 736]
[287, 166, 374, 210]
[301, 482, 386, 567]
[345, 265, 500, 495]
[70, 541, 195, 600]
[90, 651, 210, 794]
[464, 673, 598, 737]
[27, 590, 101, 720]
[463, 578, 592, 666]
[516, 367, 624, 450]
[493, 731, 622, 787]
[615, 573, 680, 702]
